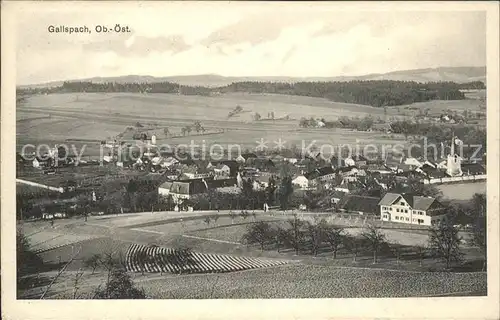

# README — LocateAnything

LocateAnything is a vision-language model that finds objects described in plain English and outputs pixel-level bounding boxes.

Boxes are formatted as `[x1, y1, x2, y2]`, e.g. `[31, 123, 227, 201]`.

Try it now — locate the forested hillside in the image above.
[17, 79, 485, 108]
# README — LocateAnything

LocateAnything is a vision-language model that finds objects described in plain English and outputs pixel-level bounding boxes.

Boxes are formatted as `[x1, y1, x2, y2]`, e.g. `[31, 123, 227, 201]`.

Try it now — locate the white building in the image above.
[292, 175, 309, 189]
[379, 193, 447, 226]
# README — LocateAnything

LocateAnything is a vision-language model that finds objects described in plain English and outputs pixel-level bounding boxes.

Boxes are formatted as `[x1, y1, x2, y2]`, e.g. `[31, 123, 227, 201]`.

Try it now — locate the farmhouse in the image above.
[335, 166, 365, 179]
[461, 162, 486, 175]
[246, 157, 275, 172]
[253, 174, 276, 190]
[304, 166, 336, 182]
[235, 152, 258, 164]
[158, 177, 238, 203]
[292, 175, 309, 189]
[379, 193, 446, 226]
[208, 160, 239, 177]
[351, 154, 369, 168]
[331, 190, 348, 204]
[366, 163, 393, 175]
[334, 180, 365, 193]
[337, 195, 380, 215]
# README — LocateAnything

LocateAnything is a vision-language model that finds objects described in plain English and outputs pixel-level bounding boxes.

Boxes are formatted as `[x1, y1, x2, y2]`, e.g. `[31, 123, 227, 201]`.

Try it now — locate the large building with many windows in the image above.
[378, 193, 446, 226]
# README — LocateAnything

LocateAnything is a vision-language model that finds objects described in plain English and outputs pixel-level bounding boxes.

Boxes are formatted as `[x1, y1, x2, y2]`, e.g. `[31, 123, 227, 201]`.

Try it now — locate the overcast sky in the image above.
[15, 3, 486, 85]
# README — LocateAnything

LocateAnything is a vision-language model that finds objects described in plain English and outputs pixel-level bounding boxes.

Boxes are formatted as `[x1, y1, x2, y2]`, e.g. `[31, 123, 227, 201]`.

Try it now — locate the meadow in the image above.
[16, 92, 419, 156]
[438, 182, 486, 201]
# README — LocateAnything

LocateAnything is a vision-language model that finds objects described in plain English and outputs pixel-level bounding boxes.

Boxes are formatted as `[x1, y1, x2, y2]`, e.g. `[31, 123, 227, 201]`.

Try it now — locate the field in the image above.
[16, 92, 415, 156]
[17, 92, 488, 157]
[438, 182, 486, 200]
[31, 262, 486, 299]
[18, 209, 486, 299]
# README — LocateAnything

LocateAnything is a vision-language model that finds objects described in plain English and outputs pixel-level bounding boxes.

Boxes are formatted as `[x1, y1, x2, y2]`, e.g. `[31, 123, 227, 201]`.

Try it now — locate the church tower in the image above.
[446, 133, 463, 177]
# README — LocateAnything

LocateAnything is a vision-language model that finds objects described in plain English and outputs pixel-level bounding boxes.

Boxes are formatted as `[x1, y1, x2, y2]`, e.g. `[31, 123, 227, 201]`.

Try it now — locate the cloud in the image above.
[83, 34, 191, 56]
[14, 5, 486, 84]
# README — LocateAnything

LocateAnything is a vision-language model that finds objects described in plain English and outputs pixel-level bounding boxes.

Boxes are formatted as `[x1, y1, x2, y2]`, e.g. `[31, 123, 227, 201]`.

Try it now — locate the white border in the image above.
[2, 2, 499, 319]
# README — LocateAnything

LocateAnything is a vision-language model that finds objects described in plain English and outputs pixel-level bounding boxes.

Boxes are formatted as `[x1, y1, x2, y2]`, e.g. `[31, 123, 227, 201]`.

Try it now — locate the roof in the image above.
[378, 193, 401, 206]
[334, 166, 358, 174]
[169, 180, 208, 195]
[337, 180, 365, 191]
[317, 166, 335, 176]
[420, 167, 448, 178]
[366, 164, 391, 172]
[378, 192, 439, 211]
[206, 178, 237, 189]
[255, 174, 276, 184]
[331, 190, 348, 200]
[159, 181, 173, 190]
[353, 154, 368, 162]
[304, 166, 335, 180]
[338, 195, 380, 215]
[247, 157, 275, 168]
[210, 160, 239, 174]
[240, 153, 258, 160]
[461, 163, 486, 174]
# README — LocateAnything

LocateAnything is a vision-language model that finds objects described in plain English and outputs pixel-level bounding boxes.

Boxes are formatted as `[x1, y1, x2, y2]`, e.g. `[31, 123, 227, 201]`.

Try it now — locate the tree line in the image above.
[18, 79, 485, 108]
[241, 204, 486, 270]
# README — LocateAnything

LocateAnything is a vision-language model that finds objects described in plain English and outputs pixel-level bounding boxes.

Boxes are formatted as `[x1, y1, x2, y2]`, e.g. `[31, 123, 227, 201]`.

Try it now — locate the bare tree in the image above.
[390, 244, 403, 265]
[428, 221, 464, 269]
[322, 223, 345, 259]
[212, 214, 219, 226]
[241, 221, 274, 251]
[240, 210, 250, 220]
[229, 211, 237, 224]
[343, 235, 363, 262]
[415, 245, 427, 267]
[40, 246, 81, 299]
[83, 254, 102, 274]
[361, 224, 386, 264]
[470, 215, 487, 271]
[274, 226, 288, 253]
[286, 215, 306, 255]
[72, 269, 85, 299]
[305, 220, 324, 256]
[204, 216, 211, 226]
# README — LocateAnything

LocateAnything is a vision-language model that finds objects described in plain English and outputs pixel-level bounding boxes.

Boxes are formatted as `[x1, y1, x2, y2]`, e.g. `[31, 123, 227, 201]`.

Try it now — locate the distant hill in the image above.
[20, 66, 486, 88]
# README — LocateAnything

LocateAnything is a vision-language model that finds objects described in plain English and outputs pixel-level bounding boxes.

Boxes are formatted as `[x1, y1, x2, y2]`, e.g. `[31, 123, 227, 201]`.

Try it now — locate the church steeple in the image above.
[446, 131, 462, 177]
[450, 131, 455, 156]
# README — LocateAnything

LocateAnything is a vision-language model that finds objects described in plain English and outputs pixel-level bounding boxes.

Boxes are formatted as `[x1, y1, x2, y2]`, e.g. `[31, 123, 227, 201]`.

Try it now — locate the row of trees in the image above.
[219, 80, 473, 107]
[18, 79, 485, 108]
[388, 120, 486, 146]
[242, 210, 486, 270]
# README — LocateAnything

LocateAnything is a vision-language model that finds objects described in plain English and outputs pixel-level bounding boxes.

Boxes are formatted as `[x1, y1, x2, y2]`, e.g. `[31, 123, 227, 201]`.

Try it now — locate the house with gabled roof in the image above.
[246, 157, 275, 172]
[378, 193, 446, 226]
[292, 175, 310, 189]
[461, 162, 486, 175]
[304, 166, 336, 182]
[235, 152, 258, 164]
[337, 195, 380, 215]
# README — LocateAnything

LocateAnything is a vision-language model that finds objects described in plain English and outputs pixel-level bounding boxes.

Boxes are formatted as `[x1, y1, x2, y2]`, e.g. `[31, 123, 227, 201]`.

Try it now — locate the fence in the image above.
[423, 174, 486, 185]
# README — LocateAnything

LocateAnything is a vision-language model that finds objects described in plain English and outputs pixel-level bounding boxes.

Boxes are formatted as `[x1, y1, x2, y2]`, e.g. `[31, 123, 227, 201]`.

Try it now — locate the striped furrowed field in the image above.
[125, 244, 290, 274]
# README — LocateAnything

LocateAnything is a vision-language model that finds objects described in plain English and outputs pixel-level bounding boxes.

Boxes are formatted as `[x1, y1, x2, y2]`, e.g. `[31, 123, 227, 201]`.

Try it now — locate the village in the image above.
[17, 126, 487, 229]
